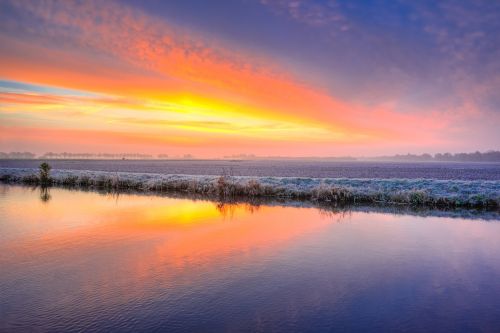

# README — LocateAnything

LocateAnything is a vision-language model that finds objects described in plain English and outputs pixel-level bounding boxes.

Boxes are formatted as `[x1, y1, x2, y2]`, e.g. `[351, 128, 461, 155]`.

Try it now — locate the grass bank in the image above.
[0, 167, 498, 208]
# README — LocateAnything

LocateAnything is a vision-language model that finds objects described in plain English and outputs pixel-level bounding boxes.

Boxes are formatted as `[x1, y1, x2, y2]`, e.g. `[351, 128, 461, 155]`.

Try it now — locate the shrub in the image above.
[246, 179, 262, 197]
[39, 162, 52, 185]
[95, 175, 112, 188]
[312, 183, 353, 203]
[78, 176, 91, 187]
[408, 190, 429, 205]
[0, 174, 12, 182]
[22, 174, 39, 184]
[61, 175, 78, 186]
[216, 176, 230, 197]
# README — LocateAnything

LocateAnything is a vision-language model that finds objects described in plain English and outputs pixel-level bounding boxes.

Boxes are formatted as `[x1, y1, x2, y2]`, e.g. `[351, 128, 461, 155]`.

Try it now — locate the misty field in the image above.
[1, 159, 499, 180]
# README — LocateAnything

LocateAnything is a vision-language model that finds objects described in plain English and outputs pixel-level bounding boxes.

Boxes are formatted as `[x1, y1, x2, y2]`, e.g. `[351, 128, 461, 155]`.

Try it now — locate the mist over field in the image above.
[2, 151, 500, 162]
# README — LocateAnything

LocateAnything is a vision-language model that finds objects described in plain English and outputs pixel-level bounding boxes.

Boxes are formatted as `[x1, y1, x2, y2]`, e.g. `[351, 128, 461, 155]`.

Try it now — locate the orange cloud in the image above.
[0, 0, 449, 155]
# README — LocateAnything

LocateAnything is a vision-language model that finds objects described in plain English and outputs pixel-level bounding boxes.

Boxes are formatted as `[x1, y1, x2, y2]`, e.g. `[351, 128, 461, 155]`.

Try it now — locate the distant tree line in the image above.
[0, 152, 158, 159]
[1, 150, 499, 161]
[373, 151, 500, 162]
[224, 153, 257, 159]
[0, 152, 36, 159]
[40, 152, 156, 159]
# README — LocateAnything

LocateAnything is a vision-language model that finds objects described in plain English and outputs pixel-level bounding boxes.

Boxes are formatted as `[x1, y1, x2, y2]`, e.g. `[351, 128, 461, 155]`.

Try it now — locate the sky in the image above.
[0, 0, 499, 157]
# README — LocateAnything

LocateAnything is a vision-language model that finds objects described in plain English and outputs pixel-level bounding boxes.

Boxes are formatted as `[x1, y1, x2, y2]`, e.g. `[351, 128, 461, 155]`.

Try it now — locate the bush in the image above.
[22, 174, 39, 184]
[246, 179, 262, 197]
[78, 176, 91, 187]
[39, 162, 52, 185]
[61, 175, 78, 186]
[0, 174, 12, 182]
[408, 190, 430, 205]
[312, 183, 353, 203]
[216, 176, 230, 197]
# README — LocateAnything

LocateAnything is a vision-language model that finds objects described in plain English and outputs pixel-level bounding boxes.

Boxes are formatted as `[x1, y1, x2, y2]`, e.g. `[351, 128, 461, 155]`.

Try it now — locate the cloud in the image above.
[260, 0, 347, 29]
[0, 1, 377, 132]
[0, 0, 497, 155]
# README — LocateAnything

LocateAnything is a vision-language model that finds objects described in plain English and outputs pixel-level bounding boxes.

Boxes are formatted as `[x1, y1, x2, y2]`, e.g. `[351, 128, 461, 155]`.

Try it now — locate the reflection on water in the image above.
[0, 185, 499, 332]
[39, 186, 51, 203]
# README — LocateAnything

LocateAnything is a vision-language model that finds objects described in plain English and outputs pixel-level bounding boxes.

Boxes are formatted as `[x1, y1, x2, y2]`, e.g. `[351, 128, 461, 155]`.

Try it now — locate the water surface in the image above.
[1, 185, 499, 332]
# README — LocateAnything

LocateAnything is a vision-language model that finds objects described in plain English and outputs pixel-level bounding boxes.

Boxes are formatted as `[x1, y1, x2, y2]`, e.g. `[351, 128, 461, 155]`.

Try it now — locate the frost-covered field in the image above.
[1, 167, 499, 208]
[1, 159, 499, 180]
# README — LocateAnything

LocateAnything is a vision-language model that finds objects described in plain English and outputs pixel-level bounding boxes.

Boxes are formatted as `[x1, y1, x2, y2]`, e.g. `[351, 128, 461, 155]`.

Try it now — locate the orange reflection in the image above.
[0, 187, 335, 276]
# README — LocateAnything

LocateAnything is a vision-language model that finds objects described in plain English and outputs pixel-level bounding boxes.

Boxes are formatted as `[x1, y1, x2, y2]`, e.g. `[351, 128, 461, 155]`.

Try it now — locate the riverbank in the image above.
[1, 167, 499, 209]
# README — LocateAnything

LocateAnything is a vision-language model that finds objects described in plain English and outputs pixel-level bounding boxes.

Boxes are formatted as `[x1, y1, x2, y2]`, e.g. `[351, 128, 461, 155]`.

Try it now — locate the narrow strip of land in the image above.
[1, 167, 498, 208]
